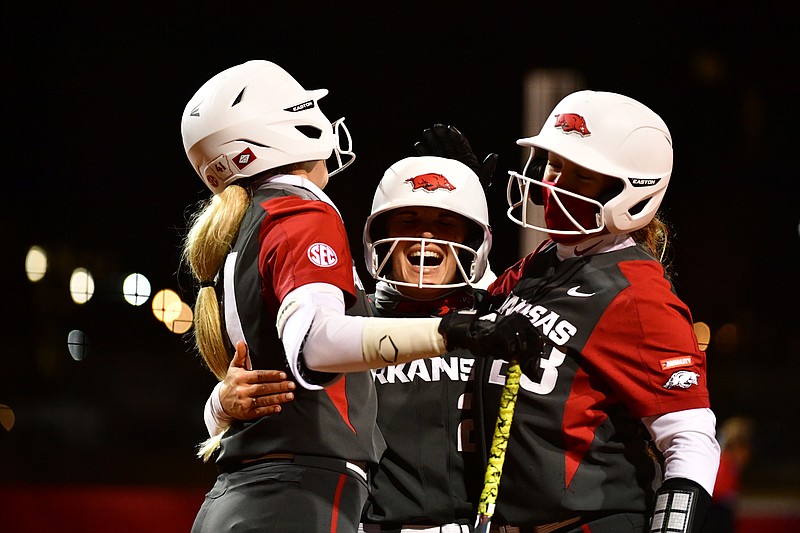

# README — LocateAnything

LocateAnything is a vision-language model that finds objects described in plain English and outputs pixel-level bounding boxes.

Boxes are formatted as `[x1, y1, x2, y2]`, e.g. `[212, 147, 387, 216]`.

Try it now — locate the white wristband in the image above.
[204, 381, 233, 437]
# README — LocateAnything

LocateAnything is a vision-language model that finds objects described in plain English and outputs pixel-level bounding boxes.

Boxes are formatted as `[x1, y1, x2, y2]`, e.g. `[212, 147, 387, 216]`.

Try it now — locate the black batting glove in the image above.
[438, 311, 544, 360]
[437, 310, 476, 352]
[414, 123, 498, 190]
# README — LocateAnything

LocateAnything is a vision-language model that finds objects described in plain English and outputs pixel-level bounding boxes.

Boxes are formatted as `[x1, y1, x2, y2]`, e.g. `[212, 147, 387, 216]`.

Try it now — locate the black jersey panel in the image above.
[363, 287, 482, 525]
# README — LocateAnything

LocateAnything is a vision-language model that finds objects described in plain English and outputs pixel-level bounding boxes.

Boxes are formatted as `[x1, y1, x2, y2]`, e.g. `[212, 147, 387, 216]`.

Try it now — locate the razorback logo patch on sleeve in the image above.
[663, 370, 699, 390]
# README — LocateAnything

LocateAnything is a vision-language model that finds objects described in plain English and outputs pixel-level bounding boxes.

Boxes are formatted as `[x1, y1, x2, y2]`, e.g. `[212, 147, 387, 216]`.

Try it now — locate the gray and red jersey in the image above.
[478, 241, 710, 525]
[362, 283, 487, 526]
[215, 179, 384, 470]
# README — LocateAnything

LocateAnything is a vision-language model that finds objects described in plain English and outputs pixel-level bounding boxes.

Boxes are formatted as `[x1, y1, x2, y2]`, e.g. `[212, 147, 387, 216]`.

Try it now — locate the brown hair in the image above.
[631, 214, 673, 277]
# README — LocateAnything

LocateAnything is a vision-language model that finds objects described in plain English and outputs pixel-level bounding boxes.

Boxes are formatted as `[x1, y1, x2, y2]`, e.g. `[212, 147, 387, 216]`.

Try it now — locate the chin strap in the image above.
[650, 477, 711, 533]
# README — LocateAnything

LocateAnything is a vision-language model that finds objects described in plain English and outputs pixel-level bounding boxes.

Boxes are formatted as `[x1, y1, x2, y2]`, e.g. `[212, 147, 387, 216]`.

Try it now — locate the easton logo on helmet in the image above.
[630, 178, 660, 187]
[286, 100, 315, 112]
[554, 113, 591, 136]
[233, 148, 257, 170]
[405, 173, 456, 192]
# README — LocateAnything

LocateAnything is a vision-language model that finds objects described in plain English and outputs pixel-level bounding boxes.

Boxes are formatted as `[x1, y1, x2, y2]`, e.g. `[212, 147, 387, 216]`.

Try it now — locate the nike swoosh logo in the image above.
[567, 286, 595, 297]
[575, 240, 602, 256]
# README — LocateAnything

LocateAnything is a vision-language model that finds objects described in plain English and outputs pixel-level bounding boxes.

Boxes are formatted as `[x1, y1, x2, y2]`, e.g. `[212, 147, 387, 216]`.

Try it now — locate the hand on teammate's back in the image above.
[219, 341, 296, 420]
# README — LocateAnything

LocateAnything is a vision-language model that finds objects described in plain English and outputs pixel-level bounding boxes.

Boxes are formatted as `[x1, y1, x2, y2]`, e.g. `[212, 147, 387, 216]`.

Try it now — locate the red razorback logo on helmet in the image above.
[405, 173, 456, 192]
[554, 113, 591, 136]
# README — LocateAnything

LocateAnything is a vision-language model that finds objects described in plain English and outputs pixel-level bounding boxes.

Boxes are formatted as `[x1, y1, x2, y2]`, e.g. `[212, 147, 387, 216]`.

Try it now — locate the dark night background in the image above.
[1, 1, 798, 529]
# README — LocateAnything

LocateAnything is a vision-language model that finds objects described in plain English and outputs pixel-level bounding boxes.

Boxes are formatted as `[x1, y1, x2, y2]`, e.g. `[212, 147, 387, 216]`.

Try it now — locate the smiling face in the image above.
[384, 206, 469, 299]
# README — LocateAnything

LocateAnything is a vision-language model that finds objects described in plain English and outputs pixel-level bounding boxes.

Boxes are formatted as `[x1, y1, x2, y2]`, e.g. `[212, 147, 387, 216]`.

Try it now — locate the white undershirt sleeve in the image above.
[277, 283, 447, 388]
[277, 283, 355, 390]
[204, 381, 233, 437]
[642, 407, 721, 495]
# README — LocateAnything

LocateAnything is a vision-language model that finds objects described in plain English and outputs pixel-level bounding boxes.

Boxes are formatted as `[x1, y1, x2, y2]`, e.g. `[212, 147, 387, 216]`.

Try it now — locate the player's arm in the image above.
[643, 408, 721, 532]
[203, 341, 296, 436]
[278, 283, 446, 384]
[278, 283, 544, 388]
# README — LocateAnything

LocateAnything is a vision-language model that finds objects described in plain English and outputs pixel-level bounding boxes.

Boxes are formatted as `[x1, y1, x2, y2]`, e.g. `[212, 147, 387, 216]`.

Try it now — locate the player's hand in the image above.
[438, 311, 544, 360]
[414, 123, 498, 189]
[219, 341, 296, 420]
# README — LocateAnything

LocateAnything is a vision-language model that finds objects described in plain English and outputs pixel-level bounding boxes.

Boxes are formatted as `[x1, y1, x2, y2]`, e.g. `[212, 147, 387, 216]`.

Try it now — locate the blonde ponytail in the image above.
[183, 184, 251, 380]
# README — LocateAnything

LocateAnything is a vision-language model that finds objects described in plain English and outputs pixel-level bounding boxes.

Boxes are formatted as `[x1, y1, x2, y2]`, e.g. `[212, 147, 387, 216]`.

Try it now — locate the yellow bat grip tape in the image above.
[477, 361, 521, 518]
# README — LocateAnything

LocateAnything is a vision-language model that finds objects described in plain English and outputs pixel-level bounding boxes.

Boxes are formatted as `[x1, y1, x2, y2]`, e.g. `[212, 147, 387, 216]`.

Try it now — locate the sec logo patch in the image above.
[307, 243, 338, 268]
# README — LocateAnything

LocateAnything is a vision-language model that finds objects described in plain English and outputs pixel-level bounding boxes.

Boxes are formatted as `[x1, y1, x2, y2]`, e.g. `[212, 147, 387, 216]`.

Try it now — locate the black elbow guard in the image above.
[650, 477, 712, 533]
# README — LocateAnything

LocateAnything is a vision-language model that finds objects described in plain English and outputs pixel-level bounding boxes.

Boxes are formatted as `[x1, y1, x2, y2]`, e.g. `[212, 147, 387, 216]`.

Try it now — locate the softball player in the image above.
[181, 61, 522, 533]
[465, 91, 720, 532]
[360, 156, 494, 532]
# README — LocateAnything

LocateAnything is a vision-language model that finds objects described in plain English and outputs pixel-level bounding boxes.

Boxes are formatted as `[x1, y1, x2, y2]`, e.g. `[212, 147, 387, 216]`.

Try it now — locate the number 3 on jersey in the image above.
[489, 346, 566, 395]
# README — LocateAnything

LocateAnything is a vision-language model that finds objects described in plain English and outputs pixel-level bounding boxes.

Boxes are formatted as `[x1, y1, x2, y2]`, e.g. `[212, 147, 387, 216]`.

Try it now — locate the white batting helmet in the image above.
[508, 90, 673, 235]
[181, 60, 354, 194]
[364, 156, 492, 289]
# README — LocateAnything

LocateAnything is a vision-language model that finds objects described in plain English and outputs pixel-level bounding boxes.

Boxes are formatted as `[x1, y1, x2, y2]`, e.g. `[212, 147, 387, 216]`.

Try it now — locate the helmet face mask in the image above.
[370, 236, 481, 290]
[181, 60, 355, 194]
[507, 150, 608, 239]
[507, 90, 673, 236]
[364, 156, 492, 289]
[326, 117, 355, 177]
